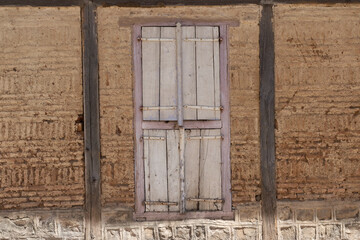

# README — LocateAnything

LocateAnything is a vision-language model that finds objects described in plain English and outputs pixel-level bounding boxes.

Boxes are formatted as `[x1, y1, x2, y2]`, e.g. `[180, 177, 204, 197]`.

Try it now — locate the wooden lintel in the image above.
[259, 4, 277, 240]
[82, 0, 102, 239]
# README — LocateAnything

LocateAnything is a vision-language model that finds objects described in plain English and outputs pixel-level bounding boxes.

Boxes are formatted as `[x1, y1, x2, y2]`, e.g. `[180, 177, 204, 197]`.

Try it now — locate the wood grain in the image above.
[260, 5, 277, 240]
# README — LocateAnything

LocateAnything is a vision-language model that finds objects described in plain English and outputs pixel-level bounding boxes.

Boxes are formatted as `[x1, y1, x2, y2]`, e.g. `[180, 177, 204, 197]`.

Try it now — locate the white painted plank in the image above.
[184, 129, 200, 211]
[213, 27, 221, 120]
[160, 27, 177, 121]
[142, 27, 160, 120]
[199, 129, 222, 211]
[143, 129, 151, 211]
[182, 26, 197, 120]
[166, 130, 180, 211]
[147, 130, 168, 211]
[196, 26, 215, 120]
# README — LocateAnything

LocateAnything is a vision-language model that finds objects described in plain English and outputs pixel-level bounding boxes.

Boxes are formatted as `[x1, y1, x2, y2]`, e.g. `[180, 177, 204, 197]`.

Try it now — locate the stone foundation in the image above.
[0, 201, 359, 239]
[278, 201, 360, 240]
[0, 208, 84, 239]
[102, 203, 262, 240]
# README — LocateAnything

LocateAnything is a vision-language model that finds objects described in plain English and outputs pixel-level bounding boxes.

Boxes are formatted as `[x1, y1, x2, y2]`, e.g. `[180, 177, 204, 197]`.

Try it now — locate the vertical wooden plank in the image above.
[160, 27, 177, 121]
[143, 130, 151, 212]
[142, 27, 160, 120]
[260, 5, 277, 240]
[82, 0, 101, 238]
[176, 23, 184, 126]
[134, 25, 146, 215]
[167, 130, 180, 211]
[182, 26, 197, 120]
[199, 129, 222, 211]
[213, 27, 221, 120]
[219, 25, 232, 214]
[148, 130, 168, 211]
[179, 127, 186, 213]
[184, 129, 200, 211]
[196, 26, 215, 120]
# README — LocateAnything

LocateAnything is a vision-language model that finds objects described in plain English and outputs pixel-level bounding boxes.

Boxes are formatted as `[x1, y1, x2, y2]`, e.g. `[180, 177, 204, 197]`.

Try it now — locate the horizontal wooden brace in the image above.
[184, 38, 223, 42]
[187, 198, 224, 203]
[141, 106, 177, 111]
[184, 105, 223, 111]
[138, 37, 175, 42]
[144, 201, 178, 206]
[141, 136, 166, 140]
[142, 120, 222, 130]
[187, 135, 223, 140]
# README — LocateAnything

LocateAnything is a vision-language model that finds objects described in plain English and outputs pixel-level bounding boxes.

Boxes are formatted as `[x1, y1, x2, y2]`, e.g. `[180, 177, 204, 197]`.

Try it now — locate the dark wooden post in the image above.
[259, 3, 277, 240]
[82, 0, 102, 239]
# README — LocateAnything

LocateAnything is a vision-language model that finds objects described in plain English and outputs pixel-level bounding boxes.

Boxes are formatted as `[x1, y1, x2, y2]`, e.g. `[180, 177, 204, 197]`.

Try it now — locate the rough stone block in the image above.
[194, 226, 206, 240]
[317, 208, 332, 221]
[344, 223, 360, 239]
[300, 226, 316, 240]
[234, 227, 258, 240]
[336, 207, 359, 220]
[144, 228, 155, 240]
[280, 227, 296, 240]
[278, 206, 293, 222]
[296, 209, 314, 222]
[123, 228, 139, 240]
[318, 224, 341, 240]
[208, 227, 230, 240]
[57, 213, 84, 234]
[106, 229, 122, 240]
[159, 227, 173, 240]
[175, 226, 191, 240]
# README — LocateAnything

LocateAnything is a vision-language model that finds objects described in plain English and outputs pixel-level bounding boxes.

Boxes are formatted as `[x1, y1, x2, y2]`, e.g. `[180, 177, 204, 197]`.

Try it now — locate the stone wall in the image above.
[274, 5, 360, 200]
[102, 204, 262, 240]
[278, 201, 360, 240]
[97, 5, 261, 207]
[0, 208, 84, 239]
[0, 7, 84, 210]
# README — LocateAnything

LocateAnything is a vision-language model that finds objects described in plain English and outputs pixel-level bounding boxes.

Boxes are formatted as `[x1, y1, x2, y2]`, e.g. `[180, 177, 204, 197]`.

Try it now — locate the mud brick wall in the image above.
[97, 5, 261, 207]
[274, 5, 360, 200]
[0, 7, 84, 209]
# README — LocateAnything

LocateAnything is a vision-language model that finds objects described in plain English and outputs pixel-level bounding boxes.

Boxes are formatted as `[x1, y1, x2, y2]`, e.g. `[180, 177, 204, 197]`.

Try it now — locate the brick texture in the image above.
[0, 7, 84, 209]
[97, 5, 261, 207]
[274, 5, 360, 200]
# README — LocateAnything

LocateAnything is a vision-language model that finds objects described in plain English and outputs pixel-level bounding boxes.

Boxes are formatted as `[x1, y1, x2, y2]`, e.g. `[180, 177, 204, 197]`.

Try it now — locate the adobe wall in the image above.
[274, 5, 360, 201]
[97, 5, 262, 207]
[0, 7, 84, 210]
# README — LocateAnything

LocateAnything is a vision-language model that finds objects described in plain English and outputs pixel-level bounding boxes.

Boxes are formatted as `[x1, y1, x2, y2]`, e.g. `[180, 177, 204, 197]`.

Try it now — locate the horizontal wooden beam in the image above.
[0, 0, 81, 6]
[0, 0, 359, 6]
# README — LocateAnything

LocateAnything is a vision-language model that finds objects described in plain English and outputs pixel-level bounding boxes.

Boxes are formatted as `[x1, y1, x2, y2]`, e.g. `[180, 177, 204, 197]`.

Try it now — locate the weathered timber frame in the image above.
[82, 0, 102, 239]
[133, 22, 232, 221]
[3, 0, 356, 239]
[259, 4, 277, 240]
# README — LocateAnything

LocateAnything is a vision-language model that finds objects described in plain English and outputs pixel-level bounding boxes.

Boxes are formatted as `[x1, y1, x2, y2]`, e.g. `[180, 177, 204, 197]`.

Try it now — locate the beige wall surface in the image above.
[97, 5, 261, 207]
[274, 5, 360, 201]
[0, 7, 84, 209]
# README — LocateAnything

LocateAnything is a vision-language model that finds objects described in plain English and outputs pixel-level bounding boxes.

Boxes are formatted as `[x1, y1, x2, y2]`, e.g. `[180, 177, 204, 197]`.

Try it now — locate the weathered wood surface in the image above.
[185, 129, 200, 210]
[260, 5, 277, 240]
[160, 27, 177, 120]
[182, 26, 197, 120]
[199, 129, 222, 210]
[144, 130, 168, 211]
[142, 27, 160, 121]
[82, 0, 101, 238]
[167, 130, 180, 212]
[196, 27, 216, 120]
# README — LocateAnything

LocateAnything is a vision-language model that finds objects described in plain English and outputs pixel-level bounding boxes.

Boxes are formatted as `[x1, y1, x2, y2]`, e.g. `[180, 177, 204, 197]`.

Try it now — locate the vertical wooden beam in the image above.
[82, 0, 102, 239]
[259, 4, 277, 240]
